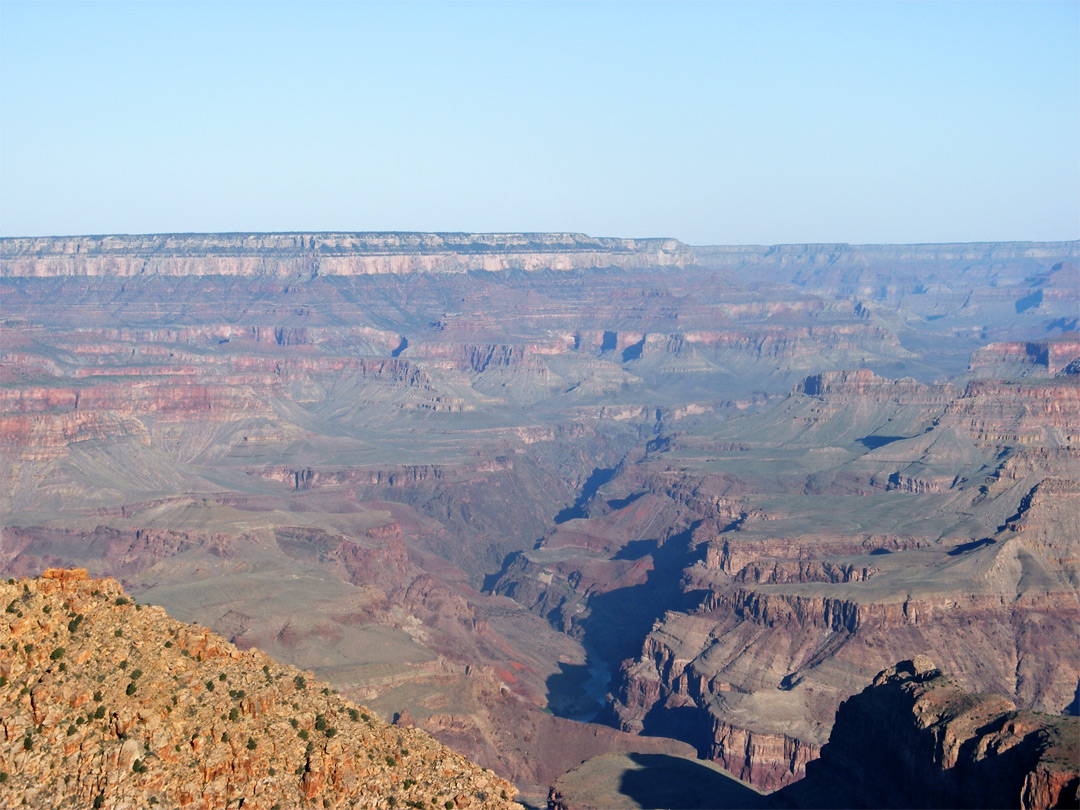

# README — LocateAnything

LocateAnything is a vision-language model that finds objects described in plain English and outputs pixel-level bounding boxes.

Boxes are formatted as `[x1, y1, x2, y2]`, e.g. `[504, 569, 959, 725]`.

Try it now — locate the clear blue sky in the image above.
[2, 1, 1077, 244]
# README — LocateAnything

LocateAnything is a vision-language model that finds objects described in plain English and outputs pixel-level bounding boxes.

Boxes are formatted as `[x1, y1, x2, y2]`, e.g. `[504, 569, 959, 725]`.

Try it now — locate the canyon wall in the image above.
[2, 233, 1077, 802]
[0, 232, 690, 277]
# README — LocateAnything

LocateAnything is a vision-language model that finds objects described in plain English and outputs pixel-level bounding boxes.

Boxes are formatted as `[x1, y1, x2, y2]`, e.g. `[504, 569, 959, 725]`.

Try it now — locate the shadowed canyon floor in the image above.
[1, 233, 1078, 805]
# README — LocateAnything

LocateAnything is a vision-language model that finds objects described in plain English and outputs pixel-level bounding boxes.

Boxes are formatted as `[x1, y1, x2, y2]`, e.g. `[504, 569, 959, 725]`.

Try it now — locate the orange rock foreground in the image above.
[0, 570, 519, 810]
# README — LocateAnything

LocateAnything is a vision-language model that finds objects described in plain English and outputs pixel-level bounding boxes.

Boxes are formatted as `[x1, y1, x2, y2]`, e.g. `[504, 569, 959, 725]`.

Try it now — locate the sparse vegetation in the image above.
[0, 573, 518, 808]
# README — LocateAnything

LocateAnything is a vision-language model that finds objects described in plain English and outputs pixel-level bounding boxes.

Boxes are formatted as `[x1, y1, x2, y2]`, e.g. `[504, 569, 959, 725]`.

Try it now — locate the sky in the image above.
[1, 1, 1077, 245]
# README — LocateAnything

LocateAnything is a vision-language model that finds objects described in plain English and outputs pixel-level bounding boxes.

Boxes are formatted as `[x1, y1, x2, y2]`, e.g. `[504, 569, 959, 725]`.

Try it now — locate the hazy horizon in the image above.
[2, 1, 1077, 244]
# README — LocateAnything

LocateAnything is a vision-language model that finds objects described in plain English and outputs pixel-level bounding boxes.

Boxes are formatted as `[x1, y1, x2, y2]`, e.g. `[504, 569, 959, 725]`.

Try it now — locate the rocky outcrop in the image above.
[940, 379, 1080, 447]
[779, 657, 1079, 809]
[796, 369, 956, 402]
[969, 338, 1080, 377]
[0, 569, 519, 810]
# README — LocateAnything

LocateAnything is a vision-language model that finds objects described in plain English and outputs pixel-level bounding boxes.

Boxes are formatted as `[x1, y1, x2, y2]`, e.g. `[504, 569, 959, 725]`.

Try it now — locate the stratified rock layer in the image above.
[0, 232, 689, 277]
[0, 569, 519, 810]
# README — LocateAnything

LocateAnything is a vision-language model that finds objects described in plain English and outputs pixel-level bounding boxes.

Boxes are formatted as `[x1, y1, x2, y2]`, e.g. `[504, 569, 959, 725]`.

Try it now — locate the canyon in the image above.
[1, 233, 1077, 806]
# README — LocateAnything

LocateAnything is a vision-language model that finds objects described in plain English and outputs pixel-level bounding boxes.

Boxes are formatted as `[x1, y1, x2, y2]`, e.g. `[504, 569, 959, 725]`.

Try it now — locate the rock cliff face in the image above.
[0, 569, 519, 810]
[779, 657, 1079, 809]
[0, 232, 690, 277]
[969, 337, 1080, 377]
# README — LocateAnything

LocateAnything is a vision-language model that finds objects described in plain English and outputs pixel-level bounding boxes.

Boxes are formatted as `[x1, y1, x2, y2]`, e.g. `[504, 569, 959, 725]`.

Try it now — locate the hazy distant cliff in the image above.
[4, 233, 1076, 280]
[0, 232, 690, 277]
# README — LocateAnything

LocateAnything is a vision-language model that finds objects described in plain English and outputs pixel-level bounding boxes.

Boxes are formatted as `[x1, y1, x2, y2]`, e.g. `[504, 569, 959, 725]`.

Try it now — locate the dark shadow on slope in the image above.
[545, 660, 604, 722]
[622, 336, 646, 363]
[1015, 289, 1043, 314]
[856, 435, 906, 450]
[612, 538, 658, 561]
[638, 704, 715, 757]
[619, 753, 769, 809]
[1046, 316, 1078, 333]
[947, 538, 994, 556]
[481, 549, 525, 593]
[554, 467, 617, 524]
[607, 492, 644, 511]
[585, 524, 705, 665]
[543, 524, 708, 727]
